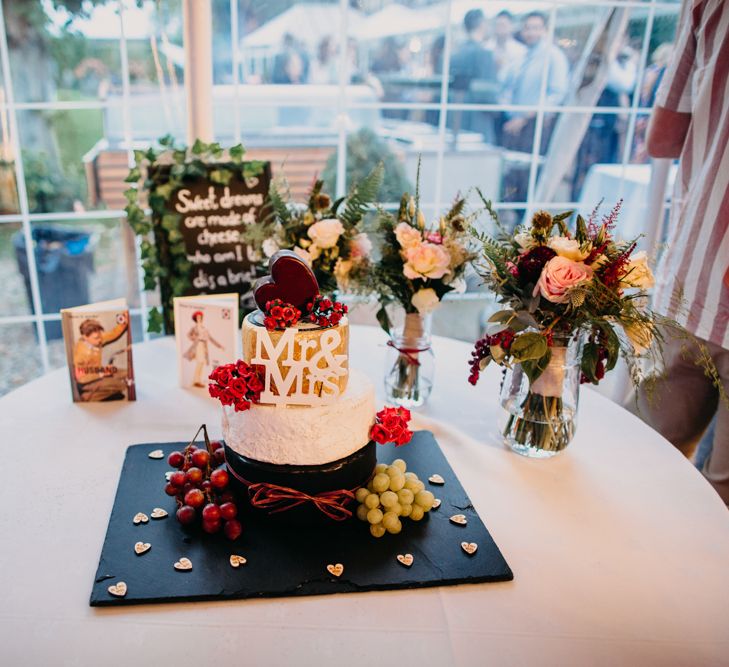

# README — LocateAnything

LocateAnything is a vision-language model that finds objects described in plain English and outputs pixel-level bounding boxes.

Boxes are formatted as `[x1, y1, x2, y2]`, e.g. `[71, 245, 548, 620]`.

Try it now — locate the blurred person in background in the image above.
[272, 33, 309, 84]
[449, 9, 498, 141]
[485, 10, 526, 83]
[310, 36, 338, 85]
[500, 11, 569, 204]
[633, 43, 674, 162]
[637, 0, 729, 506]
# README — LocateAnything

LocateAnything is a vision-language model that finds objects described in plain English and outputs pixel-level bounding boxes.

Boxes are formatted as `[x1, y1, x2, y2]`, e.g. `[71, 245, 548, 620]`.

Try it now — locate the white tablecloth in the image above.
[2, 327, 728, 667]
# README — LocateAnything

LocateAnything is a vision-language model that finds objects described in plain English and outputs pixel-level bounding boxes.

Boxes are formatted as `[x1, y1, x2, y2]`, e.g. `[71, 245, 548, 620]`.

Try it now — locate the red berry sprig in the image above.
[263, 299, 301, 331]
[306, 295, 348, 328]
[165, 440, 243, 540]
[468, 331, 515, 386]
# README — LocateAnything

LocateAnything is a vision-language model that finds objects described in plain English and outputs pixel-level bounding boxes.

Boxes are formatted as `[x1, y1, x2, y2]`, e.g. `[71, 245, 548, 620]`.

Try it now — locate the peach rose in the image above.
[403, 242, 451, 280]
[534, 256, 593, 303]
[307, 218, 344, 249]
[395, 222, 422, 250]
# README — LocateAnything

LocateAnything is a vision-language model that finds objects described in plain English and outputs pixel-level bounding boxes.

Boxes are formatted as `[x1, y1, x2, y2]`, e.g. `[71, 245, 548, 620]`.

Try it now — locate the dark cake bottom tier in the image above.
[224, 441, 376, 525]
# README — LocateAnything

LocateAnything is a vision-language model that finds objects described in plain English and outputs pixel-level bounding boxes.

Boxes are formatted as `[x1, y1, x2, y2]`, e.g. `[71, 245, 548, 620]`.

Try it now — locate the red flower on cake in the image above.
[306, 294, 348, 328]
[208, 361, 263, 412]
[370, 406, 413, 446]
[263, 299, 301, 331]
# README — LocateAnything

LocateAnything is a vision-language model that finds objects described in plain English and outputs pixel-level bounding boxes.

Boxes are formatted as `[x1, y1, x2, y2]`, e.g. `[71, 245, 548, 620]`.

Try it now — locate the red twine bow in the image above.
[224, 451, 358, 521]
[386, 340, 430, 366]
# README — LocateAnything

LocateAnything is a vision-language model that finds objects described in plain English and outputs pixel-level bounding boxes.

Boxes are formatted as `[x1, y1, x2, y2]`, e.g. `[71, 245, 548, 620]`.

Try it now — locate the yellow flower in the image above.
[547, 236, 591, 262]
[620, 251, 655, 289]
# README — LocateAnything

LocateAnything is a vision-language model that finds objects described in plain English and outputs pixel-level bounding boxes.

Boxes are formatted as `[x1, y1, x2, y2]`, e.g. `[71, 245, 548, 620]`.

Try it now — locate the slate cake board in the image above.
[90, 431, 513, 606]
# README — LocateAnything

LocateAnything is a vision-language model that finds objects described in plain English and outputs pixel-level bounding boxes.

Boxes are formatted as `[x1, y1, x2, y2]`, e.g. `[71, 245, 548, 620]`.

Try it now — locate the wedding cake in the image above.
[217, 251, 378, 523]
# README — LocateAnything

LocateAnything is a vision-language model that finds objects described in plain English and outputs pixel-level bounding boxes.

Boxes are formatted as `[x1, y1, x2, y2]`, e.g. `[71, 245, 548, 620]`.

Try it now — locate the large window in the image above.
[0, 0, 680, 394]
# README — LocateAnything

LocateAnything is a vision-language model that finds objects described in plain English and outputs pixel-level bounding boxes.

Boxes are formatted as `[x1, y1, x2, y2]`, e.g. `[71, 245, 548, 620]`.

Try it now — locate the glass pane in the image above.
[113, 0, 186, 142]
[238, 0, 340, 86]
[0, 222, 32, 316]
[29, 219, 140, 340]
[4, 2, 121, 104]
[352, 0, 447, 108]
[0, 322, 42, 396]
[0, 110, 19, 215]
[212, 0, 233, 85]
[635, 7, 681, 109]
[17, 108, 120, 214]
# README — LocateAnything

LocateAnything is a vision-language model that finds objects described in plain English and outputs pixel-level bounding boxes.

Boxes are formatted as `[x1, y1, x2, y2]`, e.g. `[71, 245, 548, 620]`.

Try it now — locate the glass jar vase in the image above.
[499, 331, 584, 457]
[384, 312, 434, 408]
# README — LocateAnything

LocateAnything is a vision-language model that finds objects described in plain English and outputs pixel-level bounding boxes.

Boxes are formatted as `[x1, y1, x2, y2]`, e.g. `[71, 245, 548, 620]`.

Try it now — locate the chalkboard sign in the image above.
[169, 166, 270, 296]
[125, 138, 272, 334]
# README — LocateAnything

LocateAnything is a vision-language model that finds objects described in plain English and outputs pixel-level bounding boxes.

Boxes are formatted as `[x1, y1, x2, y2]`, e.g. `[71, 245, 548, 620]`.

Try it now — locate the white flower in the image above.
[334, 258, 353, 291]
[293, 246, 312, 266]
[262, 238, 280, 258]
[411, 288, 440, 314]
[620, 251, 655, 289]
[547, 236, 591, 262]
[307, 218, 344, 249]
[394, 222, 422, 250]
[514, 231, 535, 251]
[403, 242, 451, 280]
[350, 232, 372, 260]
[624, 320, 654, 355]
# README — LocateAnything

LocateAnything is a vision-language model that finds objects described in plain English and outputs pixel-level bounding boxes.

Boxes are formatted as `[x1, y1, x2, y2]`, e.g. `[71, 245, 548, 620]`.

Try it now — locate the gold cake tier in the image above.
[242, 311, 349, 403]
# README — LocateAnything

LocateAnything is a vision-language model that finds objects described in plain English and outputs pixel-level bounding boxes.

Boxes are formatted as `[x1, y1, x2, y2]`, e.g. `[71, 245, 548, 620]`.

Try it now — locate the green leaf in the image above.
[161, 213, 181, 232]
[522, 350, 552, 384]
[595, 321, 621, 371]
[158, 134, 175, 148]
[133, 149, 147, 166]
[191, 138, 206, 155]
[147, 307, 164, 333]
[123, 187, 138, 204]
[581, 342, 600, 384]
[171, 163, 186, 180]
[243, 160, 265, 177]
[376, 304, 391, 335]
[154, 182, 175, 200]
[210, 169, 232, 185]
[229, 144, 245, 163]
[510, 332, 548, 362]
[124, 167, 141, 183]
[173, 149, 187, 164]
[490, 344, 507, 364]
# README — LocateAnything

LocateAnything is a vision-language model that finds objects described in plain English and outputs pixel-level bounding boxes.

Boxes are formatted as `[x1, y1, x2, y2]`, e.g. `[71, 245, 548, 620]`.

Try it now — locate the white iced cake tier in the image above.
[222, 369, 375, 466]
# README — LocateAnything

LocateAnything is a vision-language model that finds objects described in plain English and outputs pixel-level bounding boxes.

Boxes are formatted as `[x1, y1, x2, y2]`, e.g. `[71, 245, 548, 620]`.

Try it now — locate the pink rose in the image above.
[403, 242, 451, 280]
[350, 232, 372, 259]
[394, 222, 422, 250]
[534, 256, 593, 303]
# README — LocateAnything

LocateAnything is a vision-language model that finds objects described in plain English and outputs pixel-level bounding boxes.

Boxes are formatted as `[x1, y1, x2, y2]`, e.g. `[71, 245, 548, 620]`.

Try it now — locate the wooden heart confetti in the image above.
[449, 514, 467, 526]
[150, 508, 168, 519]
[326, 563, 344, 577]
[461, 542, 478, 555]
[428, 474, 445, 485]
[148, 449, 164, 459]
[229, 555, 247, 568]
[107, 581, 127, 597]
[134, 542, 151, 555]
[396, 554, 414, 568]
[132, 512, 149, 525]
[174, 557, 192, 571]
[165, 471, 173, 482]
[432, 498, 442, 509]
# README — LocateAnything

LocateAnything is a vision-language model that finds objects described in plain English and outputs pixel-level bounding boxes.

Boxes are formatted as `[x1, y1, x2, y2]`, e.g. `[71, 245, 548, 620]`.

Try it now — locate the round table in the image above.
[3, 326, 728, 666]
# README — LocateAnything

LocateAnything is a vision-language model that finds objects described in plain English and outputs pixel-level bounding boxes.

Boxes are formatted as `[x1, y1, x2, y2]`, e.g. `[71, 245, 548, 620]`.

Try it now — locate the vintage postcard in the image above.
[61, 298, 135, 402]
[173, 294, 239, 389]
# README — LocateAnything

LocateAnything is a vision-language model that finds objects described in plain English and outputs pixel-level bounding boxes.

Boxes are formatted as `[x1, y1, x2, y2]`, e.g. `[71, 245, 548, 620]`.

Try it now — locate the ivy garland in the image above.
[124, 135, 265, 334]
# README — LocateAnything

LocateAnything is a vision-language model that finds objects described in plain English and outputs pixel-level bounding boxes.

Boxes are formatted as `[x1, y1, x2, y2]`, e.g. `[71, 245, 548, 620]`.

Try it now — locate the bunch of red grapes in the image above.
[164, 440, 243, 540]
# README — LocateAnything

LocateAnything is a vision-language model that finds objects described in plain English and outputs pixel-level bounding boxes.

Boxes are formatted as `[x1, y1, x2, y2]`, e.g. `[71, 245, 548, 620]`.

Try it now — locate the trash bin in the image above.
[14, 226, 96, 340]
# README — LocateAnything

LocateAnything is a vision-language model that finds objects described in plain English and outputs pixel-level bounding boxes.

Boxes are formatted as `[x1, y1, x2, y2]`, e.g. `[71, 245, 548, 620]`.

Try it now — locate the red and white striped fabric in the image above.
[653, 0, 729, 348]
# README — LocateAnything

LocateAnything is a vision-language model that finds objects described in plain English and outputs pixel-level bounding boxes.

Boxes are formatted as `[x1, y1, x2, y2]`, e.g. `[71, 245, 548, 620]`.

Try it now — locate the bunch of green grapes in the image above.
[355, 459, 436, 538]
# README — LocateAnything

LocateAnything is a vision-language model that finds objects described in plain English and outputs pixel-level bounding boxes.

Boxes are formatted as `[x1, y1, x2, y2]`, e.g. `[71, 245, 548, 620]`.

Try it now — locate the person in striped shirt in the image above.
[638, 0, 729, 505]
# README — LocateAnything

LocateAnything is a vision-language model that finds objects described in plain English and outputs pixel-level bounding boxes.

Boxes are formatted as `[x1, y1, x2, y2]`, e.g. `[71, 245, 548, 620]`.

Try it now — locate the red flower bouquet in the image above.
[209, 361, 264, 412]
[263, 299, 301, 331]
[370, 406, 413, 446]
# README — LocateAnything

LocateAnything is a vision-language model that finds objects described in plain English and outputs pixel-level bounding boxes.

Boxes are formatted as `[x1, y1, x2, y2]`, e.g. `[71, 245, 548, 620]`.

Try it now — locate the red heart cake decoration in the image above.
[254, 250, 320, 312]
